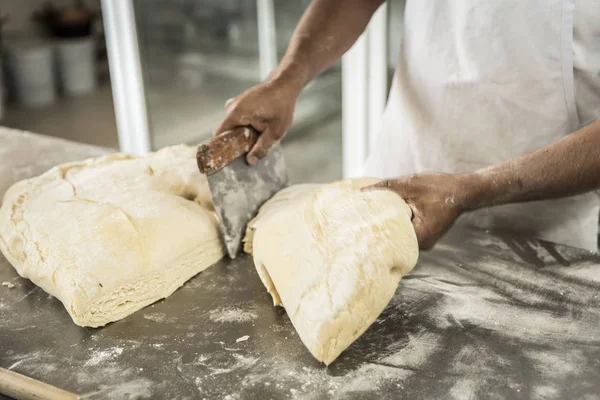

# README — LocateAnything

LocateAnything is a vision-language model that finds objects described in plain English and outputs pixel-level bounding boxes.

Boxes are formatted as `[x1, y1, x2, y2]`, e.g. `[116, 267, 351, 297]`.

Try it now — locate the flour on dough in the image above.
[0, 145, 224, 327]
[244, 178, 419, 365]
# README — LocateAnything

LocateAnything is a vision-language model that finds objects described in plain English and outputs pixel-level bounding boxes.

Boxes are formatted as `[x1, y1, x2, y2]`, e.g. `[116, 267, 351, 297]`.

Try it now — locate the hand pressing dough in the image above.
[0, 145, 224, 327]
[244, 178, 419, 365]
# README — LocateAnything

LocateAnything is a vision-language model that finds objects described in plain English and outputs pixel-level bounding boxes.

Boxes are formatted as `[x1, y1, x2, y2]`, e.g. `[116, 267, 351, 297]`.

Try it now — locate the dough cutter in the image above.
[197, 127, 289, 259]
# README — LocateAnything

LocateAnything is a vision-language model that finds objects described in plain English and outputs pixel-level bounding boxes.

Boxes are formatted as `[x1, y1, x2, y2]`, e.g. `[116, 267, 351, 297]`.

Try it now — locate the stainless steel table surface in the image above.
[2, 128, 600, 400]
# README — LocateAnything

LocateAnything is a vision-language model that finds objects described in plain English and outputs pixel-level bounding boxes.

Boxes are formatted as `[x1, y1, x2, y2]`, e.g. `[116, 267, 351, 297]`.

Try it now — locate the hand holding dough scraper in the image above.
[197, 127, 289, 259]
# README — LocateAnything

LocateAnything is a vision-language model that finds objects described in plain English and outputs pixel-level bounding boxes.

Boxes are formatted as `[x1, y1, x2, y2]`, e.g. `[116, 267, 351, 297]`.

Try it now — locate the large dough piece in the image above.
[0, 145, 224, 327]
[244, 178, 419, 364]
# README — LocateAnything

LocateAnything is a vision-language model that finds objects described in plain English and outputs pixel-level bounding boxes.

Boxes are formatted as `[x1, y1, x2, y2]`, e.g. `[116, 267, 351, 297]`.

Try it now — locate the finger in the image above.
[246, 128, 280, 165]
[404, 200, 416, 220]
[224, 98, 234, 110]
[361, 180, 395, 192]
[419, 237, 437, 251]
[411, 216, 436, 251]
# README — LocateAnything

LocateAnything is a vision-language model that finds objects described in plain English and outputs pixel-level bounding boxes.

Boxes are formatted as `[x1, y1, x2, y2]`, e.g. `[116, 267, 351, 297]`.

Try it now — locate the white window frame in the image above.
[101, 0, 151, 155]
[341, 4, 388, 178]
[101, 0, 278, 154]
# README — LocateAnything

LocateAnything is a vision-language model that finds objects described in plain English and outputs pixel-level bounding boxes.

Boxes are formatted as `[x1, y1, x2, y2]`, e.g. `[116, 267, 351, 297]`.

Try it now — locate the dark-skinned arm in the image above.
[214, 0, 386, 164]
[364, 120, 600, 249]
[467, 120, 600, 208]
[272, 0, 386, 91]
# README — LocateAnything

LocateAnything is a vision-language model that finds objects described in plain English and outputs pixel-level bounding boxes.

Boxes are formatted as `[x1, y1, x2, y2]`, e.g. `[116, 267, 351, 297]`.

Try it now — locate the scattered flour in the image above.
[143, 313, 167, 323]
[194, 352, 259, 376]
[5, 351, 59, 377]
[237, 357, 408, 398]
[143, 312, 176, 323]
[85, 347, 124, 366]
[83, 378, 154, 399]
[236, 335, 250, 343]
[380, 331, 441, 368]
[449, 379, 477, 400]
[2, 281, 15, 288]
[209, 307, 257, 323]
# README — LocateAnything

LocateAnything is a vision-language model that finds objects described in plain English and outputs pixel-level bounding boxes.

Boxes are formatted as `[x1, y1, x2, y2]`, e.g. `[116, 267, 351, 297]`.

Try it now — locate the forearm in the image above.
[465, 120, 600, 209]
[267, 0, 385, 91]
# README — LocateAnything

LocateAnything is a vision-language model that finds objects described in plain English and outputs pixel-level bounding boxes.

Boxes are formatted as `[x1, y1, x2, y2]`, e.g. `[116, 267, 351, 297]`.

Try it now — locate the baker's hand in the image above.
[213, 80, 300, 165]
[363, 174, 471, 250]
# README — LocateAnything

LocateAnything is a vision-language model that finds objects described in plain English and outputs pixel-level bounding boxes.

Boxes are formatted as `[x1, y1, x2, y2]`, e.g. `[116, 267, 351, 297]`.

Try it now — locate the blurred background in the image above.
[0, 0, 406, 183]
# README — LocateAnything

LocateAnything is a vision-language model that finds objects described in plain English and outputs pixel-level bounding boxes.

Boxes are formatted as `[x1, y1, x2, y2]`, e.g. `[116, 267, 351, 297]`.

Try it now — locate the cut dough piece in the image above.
[244, 178, 419, 365]
[0, 145, 224, 327]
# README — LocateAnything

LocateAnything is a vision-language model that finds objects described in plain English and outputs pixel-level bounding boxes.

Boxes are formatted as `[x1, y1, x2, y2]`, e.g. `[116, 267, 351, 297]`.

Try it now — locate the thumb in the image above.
[246, 128, 280, 165]
[412, 215, 436, 250]
[361, 180, 394, 192]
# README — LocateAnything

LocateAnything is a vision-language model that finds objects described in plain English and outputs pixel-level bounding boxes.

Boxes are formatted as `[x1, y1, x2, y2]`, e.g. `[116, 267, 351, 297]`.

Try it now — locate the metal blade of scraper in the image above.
[197, 127, 289, 259]
[207, 145, 288, 258]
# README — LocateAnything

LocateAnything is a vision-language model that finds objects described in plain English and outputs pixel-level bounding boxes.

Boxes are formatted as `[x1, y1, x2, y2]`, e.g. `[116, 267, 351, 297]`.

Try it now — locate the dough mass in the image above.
[0, 145, 224, 327]
[0, 150, 418, 363]
[244, 178, 419, 364]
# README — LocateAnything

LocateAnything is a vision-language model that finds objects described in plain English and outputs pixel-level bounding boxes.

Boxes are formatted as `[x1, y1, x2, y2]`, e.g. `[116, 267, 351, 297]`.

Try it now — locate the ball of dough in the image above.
[244, 178, 419, 365]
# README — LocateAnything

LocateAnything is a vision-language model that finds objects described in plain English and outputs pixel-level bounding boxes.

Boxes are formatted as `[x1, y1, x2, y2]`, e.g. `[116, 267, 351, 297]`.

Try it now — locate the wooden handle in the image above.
[0, 367, 80, 400]
[197, 127, 259, 175]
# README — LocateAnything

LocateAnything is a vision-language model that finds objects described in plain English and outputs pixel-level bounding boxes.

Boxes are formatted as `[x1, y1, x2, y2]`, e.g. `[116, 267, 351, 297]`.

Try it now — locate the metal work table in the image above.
[2, 128, 600, 399]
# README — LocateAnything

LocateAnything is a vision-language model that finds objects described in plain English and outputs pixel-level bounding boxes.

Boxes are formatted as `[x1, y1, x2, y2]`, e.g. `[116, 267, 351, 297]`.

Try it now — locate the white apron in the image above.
[363, 0, 600, 251]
